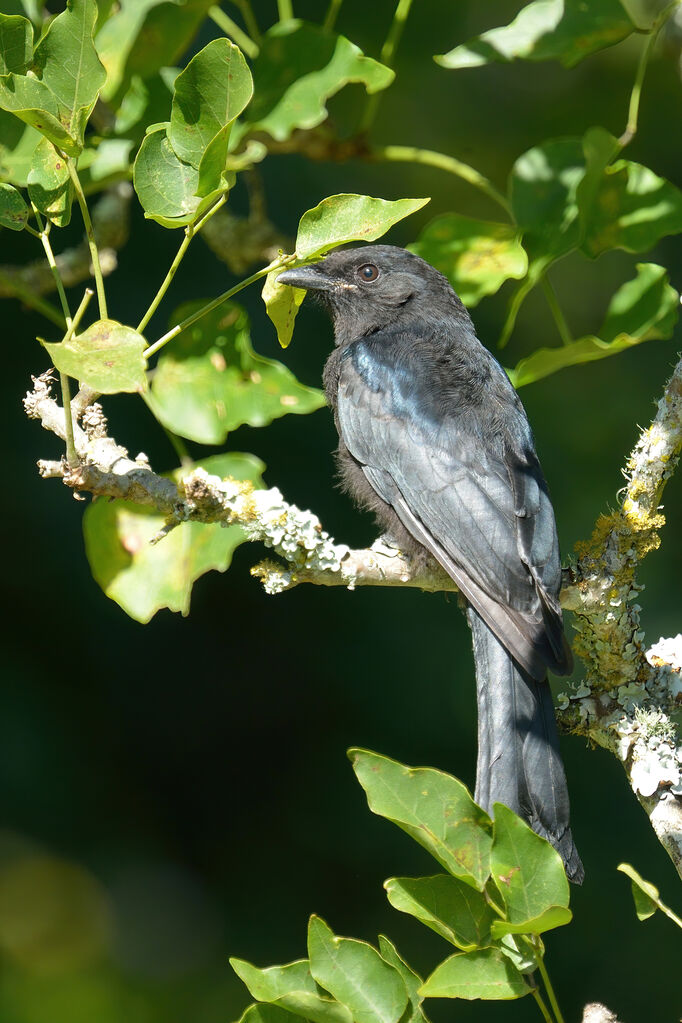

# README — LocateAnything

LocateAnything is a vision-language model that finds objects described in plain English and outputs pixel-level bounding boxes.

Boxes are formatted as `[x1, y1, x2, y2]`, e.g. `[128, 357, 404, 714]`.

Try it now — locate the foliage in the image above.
[230, 751, 571, 1016]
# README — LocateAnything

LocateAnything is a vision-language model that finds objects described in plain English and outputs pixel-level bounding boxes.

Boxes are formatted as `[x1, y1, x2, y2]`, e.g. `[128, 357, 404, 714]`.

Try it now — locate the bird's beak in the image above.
[277, 263, 336, 291]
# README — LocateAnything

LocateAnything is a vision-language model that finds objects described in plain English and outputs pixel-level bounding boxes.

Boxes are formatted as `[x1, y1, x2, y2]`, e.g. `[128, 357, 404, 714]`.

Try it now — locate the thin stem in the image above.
[65, 156, 108, 319]
[209, 6, 259, 57]
[59, 289, 94, 466]
[323, 0, 343, 31]
[360, 0, 414, 132]
[24, 223, 41, 239]
[144, 261, 282, 359]
[541, 276, 573, 346]
[136, 195, 228, 334]
[277, 0, 293, 20]
[532, 989, 554, 1023]
[33, 204, 73, 327]
[373, 144, 510, 216]
[234, 0, 261, 44]
[619, 1, 681, 147]
[536, 958, 565, 1023]
[498, 270, 541, 349]
[0, 268, 66, 327]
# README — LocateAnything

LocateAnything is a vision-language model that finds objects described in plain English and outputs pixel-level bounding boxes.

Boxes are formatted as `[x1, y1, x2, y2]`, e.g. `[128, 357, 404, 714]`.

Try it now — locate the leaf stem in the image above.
[619, 1, 681, 147]
[360, 0, 414, 132]
[0, 268, 66, 327]
[209, 5, 259, 57]
[323, 0, 343, 31]
[234, 0, 261, 44]
[277, 0, 293, 20]
[536, 957, 565, 1023]
[144, 260, 283, 359]
[541, 276, 573, 346]
[58, 289, 95, 466]
[136, 195, 228, 334]
[32, 204, 73, 327]
[532, 988, 554, 1023]
[372, 144, 510, 215]
[65, 156, 108, 319]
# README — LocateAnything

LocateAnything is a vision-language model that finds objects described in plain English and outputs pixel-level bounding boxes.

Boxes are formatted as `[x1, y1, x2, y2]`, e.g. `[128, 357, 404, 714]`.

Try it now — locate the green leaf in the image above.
[83, 452, 264, 622]
[617, 863, 682, 928]
[490, 906, 572, 938]
[489, 804, 569, 932]
[508, 263, 679, 388]
[169, 37, 252, 195]
[78, 138, 134, 191]
[408, 215, 527, 306]
[296, 195, 429, 261]
[420, 948, 530, 1000]
[349, 749, 492, 890]
[0, 110, 40, 186]
[0, 180, 27, 229]
[247, 20, 394, 142]
[230, 958, 353, 1023]
[0, 73, 80, 155]
[510, 138, 585, 262]
[385, 875, 494, 951]
[148, 300, 325, 444]
[377, 937, 428, 1023]
[436, 0, 634, 70]
[580, 158, 682, 258]
[27, 136, 73, 227]
[96, 0, 214, 101]
[307, 917, 408, 1023]
[235, 1006, 301, 1023]
[43, 319, 147, 394]
[33, 0, 106, 148]
[133, 124, 229, 228]
[0, 13, 33, 75]
[262, 269, 306, 349]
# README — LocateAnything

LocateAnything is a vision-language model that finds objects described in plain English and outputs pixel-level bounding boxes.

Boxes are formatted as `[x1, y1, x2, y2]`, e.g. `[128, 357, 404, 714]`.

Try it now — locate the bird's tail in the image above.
[467, 606, 584, 884]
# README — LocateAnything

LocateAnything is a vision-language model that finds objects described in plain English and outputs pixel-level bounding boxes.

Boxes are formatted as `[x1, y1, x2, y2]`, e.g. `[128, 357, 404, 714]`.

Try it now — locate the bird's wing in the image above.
[336, 339, 569, 679]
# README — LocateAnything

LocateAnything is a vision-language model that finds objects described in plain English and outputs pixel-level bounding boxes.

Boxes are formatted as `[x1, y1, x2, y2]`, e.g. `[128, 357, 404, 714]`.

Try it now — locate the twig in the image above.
[541, 276, 573, 347]
[65, 156, 108, 318]
[323, 0, 343, 31]
[619, 1, 681, 147]
[234, 0, 261, 44]
[360, 0, 414, 132]
[277, 0, 293, 21]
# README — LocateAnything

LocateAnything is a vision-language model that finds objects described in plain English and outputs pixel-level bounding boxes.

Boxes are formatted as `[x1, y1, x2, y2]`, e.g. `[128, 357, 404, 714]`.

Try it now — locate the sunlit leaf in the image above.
[420, 948, 530, 1000]
[377, 937, 429, 1023]
[510, 138, 585, 262]
[436, 0, 634, 70]
[489, 804, 569, 931]
[0, 73, 80, 155]
[408, 215, 527, 306]
[508, 263, 679, 388]
[231, 957, 353, 1023]
[83, 453, 265, 623]
[247, 20, 393, 142]
[0, 180, 27, 229]
[581, 158, 682, 258]
[33, 0, 106, 147]
[350, 749, 492, 890]
[617, 863, 682, 928]
[0, 12, 33, 75]
[43, 319, 147, 394]
[133, 124, 229, 228]
[296, 195, 429, 260]
[384, 876, 494, 951]
[307, 917, 408, 1023]
[236, 1005, 301, 1023]
[262, 269, 306, 348]
[149, 300, 325, 444]
[169, 38, 252, 195]
[27, 136, 73, 227]
[0, 110, 40, 186]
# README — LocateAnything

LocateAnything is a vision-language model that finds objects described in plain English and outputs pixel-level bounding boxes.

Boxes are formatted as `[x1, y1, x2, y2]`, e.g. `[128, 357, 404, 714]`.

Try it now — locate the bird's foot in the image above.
[371, 533, 403, 558]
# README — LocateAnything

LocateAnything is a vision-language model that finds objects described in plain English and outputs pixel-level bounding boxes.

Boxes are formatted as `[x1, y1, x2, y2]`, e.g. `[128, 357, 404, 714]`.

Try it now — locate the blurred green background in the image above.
[2, 1, 682, 1020]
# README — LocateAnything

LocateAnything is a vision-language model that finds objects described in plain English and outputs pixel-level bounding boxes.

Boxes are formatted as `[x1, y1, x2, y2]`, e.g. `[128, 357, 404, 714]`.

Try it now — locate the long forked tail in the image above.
[467, 606, 584, 884]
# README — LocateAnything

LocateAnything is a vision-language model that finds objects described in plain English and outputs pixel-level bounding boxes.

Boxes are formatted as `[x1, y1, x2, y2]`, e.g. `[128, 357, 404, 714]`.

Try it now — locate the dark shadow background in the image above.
[1, 1, 681, 1021]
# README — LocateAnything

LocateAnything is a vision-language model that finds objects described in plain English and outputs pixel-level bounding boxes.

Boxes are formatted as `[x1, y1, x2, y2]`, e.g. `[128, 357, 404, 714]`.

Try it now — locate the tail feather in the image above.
[467, 606, 584, 884]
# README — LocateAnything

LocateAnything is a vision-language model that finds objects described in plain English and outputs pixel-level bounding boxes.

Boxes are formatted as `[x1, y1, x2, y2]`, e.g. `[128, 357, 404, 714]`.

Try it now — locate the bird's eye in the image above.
[357, 263, 379, 283]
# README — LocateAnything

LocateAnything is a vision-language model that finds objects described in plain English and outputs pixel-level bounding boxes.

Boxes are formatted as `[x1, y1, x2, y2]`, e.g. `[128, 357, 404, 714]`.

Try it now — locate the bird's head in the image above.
[277, 245, 467, 344]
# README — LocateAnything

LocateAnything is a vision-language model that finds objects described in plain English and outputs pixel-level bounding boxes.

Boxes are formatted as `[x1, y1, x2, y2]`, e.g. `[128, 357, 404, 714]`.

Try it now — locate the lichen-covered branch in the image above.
[24, 353, 682, 877]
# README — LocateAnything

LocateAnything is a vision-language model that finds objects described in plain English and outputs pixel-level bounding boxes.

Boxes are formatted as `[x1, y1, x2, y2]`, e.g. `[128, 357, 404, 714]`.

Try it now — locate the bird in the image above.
[278, 245, 584, 883]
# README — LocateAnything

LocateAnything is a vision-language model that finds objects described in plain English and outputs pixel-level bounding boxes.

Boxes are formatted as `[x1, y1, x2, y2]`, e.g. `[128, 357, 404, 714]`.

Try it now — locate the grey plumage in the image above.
[278, 245, 584, 883]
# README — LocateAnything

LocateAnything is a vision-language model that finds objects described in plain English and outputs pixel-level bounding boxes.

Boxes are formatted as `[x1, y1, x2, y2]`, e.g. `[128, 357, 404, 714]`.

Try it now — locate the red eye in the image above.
[357, 263, 379, 282]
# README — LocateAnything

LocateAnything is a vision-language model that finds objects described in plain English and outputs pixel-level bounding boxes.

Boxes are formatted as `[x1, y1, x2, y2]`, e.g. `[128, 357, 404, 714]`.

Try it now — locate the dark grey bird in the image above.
[278, 245, 583, 883]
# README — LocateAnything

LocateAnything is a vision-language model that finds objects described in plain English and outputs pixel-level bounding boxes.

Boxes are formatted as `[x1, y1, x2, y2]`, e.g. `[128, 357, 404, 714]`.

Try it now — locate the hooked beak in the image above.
[277, 263, 336, 291]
